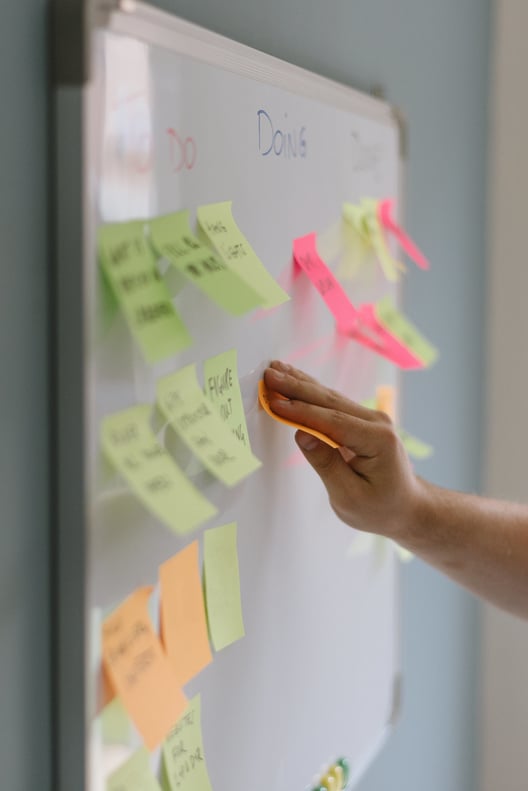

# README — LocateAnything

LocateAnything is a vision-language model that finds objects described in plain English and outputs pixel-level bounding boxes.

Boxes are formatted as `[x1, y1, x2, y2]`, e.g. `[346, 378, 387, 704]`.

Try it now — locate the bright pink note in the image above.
[378, 198, 430, 270]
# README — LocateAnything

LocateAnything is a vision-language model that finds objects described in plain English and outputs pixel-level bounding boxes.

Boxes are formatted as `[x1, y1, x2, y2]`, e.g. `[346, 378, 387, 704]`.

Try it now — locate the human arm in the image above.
[264, 361, 528, 619]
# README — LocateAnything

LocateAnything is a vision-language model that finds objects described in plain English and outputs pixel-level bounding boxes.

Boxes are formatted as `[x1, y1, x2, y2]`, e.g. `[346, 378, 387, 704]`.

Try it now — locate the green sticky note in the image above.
[101, 405, 216, 534]
[107, 746, 162, 791]
[149, 211, 263, 315]
[157, 365, 261, 487]
[101, 697, 131, 745]
[197, 201, 290, 309]
[203, 522, 245, 651]
[162, 695, 212, 791]
[203, 349, 251, 450]
[360, 397, 377, 410]
[98, 221, 191, 363]
[374, 296, 438, 367]
[398, 428, 434, 460]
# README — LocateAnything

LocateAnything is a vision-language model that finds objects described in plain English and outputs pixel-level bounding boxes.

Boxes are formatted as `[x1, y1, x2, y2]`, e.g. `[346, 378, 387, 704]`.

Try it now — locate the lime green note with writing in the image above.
[157, 365, 261, 487]
[107, 746, 162, 791]
[162, 695, 212, 791]
[203, 522, 245, 651]
[149, 211, 263, 315]
[374, 296, 438, 368]
[203, 348, 251, 450]
[98, 221, 191, 363]
[197, 201, 290, 309]
[101, 405, 216, 534]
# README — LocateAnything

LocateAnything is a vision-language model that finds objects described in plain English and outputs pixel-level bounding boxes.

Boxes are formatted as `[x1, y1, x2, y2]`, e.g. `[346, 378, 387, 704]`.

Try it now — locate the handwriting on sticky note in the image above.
[157, 365, 261, 487]
[102, 587, 187, 751]
[378, 198, 430, 270]
[203, 349, 251, 450]
[293, 233, 358, 334]
[101, 405, 216, 534]
[258, 379, 339, 448]
[197, 201, 290, 309]
[162, 695, 212, 791]
[398, 428, 433, 460]
[203, 522, 245, 651]
[149, 211, 263, 315]
[98, 221, 191, 362]
[160, 542, 212, 687]
[107, 746, 162, 791]
[374, 296, 438, 367]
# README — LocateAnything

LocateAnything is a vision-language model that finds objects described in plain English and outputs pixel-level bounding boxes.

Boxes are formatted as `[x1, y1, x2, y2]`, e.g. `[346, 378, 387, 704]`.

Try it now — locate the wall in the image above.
[0, 0, 51, 789]
[148, 1, 491, 789]
[481, 2, 528, 790]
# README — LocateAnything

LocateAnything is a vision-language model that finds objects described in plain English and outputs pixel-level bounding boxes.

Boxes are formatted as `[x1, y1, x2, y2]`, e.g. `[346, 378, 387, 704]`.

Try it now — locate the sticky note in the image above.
[378, 198, 430, 270]
[162, 695, 212, 791]
[203, 522, 245, 651]
[203, 348, 251, 450]
[398, 428, 434, 460]
[258, 379, 339, 448]
[374, 296, 438, 367]
[160, 542, 212, 687]
[197, 201, 290, 309]
[157, 365, 261, 487]
[101, 697, 131, 745]
[101, 405, 216, 535]
[149, 211, 263, 315]
[376, 385, 397, 422]
[361, 198, 405, 282]
[98, 221, 191, 362]
[107, 747, 162, 791]
[102, 586, 187, 751]
[293, 233, 358, 334]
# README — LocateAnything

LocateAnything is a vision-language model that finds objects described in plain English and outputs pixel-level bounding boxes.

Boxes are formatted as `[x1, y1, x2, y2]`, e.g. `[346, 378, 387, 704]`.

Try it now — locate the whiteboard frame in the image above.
[52, 3, 404, 789]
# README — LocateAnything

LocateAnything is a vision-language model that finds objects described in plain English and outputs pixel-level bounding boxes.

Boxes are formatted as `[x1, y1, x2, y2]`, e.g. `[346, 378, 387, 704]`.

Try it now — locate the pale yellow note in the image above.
[157, 365, 261, 487]
[101, 405, 216, 535]
[374, 296, 438, 368]
[102, 587, 187, 751]
[160, 542, 213, 687]
[203, 522, 245, 651]
[98, 221, 191, 362]
[197, 201, 290, 309]
[107, 747, 162, 791]
[162, 695, 212, 791]
[101, 697, 130, 745]
[203, 348, 251, 450]
[361, 198, 406, 282]
[398, 428, 434, 460]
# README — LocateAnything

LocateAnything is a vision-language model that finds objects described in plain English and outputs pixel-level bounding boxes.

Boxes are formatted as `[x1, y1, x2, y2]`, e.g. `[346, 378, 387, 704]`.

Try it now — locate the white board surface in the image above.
[85, 5, 401, 790]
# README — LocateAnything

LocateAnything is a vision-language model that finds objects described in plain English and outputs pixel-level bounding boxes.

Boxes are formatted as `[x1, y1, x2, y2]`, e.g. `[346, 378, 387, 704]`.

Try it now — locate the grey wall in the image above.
[0, 0, 51, 789]
[148, 1, 490, 789]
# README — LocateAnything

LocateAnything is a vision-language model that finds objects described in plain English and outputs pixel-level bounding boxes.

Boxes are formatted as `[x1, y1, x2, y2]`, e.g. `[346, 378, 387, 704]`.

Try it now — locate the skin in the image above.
[264, 360, 528, 620]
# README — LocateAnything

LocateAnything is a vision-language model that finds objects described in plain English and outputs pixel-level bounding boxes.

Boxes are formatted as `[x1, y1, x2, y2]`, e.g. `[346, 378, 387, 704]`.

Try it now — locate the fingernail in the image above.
[273, 360, 290, 372]
[296, 431, 320, 451]
[270, 368, 285, 379]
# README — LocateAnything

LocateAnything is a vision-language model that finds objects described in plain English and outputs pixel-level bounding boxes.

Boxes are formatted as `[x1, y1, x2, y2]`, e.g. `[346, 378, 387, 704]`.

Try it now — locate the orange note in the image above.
[258, 379, 339, 449]
[376, 385, 397, 422]
[102, 586, 187, 751]
[160, 542, 213, 687]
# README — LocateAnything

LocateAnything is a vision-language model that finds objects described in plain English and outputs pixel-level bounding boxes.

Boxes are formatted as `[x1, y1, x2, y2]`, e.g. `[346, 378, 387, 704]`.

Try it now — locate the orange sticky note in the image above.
[376, 385, 397, 422]
[258, 379, 339, 448]
[160, 542, 213, 687]
[102, 586, 187, 751]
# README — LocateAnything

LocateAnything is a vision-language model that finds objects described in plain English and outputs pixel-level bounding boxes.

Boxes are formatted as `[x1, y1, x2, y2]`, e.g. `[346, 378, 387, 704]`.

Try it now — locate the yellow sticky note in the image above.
[101, 405, 216, 535]
[162, 695, 212, 791]
[398, 428, 434, 460]
[149, 211, 263, 315]
[102, 587, 187, 751]
[160, 542, 213, 687]
[361, 198, 405, 282]
[374, 296, 438, 367]
[101, 697, 130, 745]
[197, 201, 290, 309]
[98, 221, 191, 363]
[203, 349, 251, 450]
[258, 379, 339, 448]
[157, 365, 261, 487]
[203, 522, 245, 651]
[107, 747, 162, 791]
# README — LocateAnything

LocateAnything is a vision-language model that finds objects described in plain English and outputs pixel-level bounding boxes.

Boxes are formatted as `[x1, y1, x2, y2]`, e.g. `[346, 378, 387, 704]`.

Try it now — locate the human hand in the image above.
[263, 361, 423, 540]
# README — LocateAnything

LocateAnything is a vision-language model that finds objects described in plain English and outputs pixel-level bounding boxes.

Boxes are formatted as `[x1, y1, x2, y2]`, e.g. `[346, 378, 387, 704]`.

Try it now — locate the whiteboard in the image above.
[59, 4, 404, 790]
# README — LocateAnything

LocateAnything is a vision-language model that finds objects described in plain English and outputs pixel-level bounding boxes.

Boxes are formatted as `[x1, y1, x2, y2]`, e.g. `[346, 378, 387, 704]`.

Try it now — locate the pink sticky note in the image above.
[378, 199, 430, 271]
[354, 303, 425, 369]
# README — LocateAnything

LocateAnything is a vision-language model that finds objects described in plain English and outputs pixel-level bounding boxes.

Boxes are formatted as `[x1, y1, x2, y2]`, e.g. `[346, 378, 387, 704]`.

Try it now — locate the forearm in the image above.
[399, 479, 528, 619]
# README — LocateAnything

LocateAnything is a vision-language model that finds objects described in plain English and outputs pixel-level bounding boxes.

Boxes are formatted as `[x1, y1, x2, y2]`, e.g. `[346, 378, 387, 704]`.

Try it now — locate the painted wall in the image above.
[148, 1, 490, 789]
[0, 0, 51, 789]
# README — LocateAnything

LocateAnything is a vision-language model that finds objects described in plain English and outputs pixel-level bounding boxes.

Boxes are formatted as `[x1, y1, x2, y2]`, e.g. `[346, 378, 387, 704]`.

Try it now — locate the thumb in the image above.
[295, 430, 354, 501]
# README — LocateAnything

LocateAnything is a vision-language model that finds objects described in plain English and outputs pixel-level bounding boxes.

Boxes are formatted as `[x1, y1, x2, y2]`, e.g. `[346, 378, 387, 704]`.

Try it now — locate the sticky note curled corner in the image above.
[257, 379, 339, 449]
[107, 746, 162, 791]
